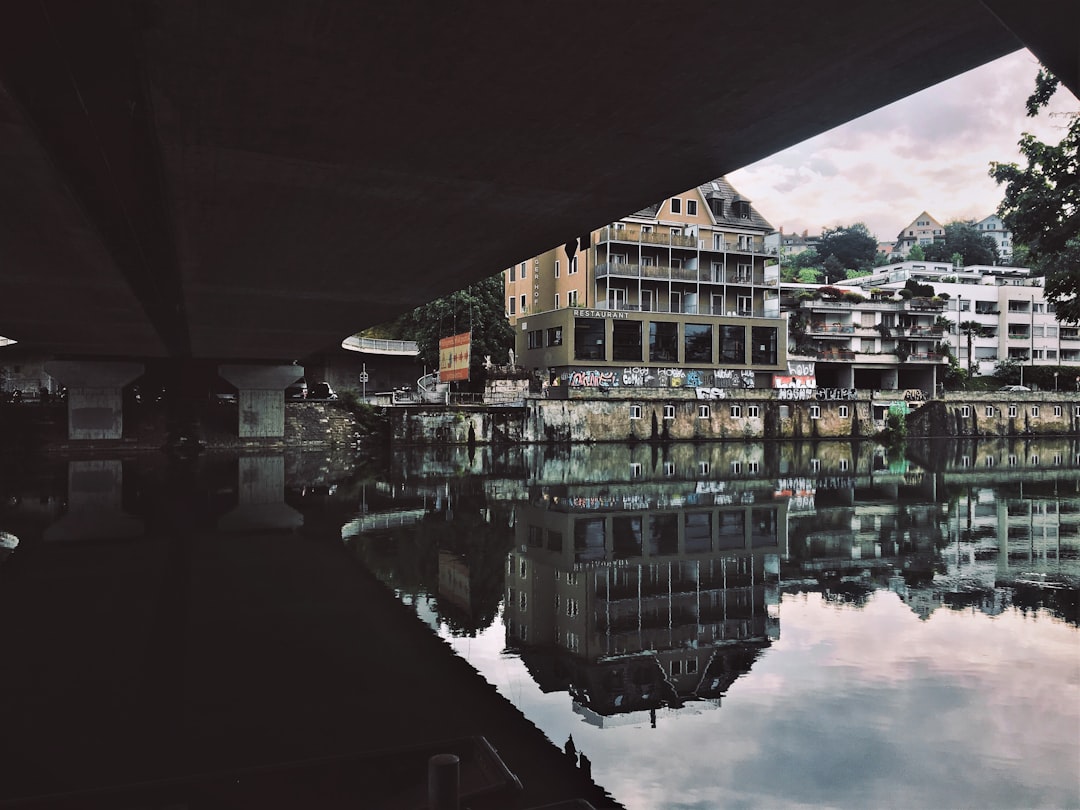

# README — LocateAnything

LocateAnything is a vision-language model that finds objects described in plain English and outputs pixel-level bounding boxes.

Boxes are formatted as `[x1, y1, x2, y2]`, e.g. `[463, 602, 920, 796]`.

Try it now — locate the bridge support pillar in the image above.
[218, 364, 304, 439]
[45, 360, 143, 440]
[218, 455, 302, 531]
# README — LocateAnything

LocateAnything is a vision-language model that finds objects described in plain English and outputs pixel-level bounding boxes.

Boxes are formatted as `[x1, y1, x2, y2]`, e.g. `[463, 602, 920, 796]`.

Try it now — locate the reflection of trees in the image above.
[1012, 585, 1078, 627]
[351, 481, 513, 637]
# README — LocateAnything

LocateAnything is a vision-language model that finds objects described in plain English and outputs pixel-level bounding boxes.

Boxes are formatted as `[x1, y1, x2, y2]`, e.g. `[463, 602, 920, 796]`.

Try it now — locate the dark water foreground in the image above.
[1, 439, 1078, 809]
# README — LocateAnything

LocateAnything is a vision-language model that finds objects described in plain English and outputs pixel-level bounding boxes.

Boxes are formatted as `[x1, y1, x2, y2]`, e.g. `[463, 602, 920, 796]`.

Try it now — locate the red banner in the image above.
[438, 331, 472, 382]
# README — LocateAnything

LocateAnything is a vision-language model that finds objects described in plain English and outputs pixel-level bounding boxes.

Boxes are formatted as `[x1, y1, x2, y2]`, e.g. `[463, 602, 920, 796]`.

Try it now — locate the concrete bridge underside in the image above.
[0, 1, 1076, 363]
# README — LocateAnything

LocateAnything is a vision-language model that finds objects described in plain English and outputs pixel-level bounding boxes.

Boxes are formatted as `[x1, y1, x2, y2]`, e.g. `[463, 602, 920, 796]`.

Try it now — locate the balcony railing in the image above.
[596, 227, 779, 255]
[815, 349, 856, 361]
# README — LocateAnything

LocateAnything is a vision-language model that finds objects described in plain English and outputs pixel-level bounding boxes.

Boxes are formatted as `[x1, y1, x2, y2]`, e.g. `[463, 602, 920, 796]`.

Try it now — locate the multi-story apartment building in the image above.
[849, 261, 1070, 378]
[785, 260, 1076, 390]
[506, 177, 786, 390]
[894, 211, 945, 257]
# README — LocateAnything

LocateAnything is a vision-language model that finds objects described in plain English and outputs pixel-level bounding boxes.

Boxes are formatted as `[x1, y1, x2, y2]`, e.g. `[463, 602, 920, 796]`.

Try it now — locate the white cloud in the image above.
[730, 49, 1079, 241]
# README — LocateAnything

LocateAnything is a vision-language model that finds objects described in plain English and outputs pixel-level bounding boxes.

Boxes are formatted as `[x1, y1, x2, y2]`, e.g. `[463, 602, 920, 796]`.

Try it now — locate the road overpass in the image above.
[0, 1, 1075, 365]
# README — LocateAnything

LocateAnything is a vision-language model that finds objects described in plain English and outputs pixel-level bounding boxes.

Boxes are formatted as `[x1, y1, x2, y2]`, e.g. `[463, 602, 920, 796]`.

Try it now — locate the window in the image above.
[1031, 455, 1039, 465]
[527, 330, 542, 349]
[810, 458, 821, 472]
[699, 461, 710, 475]
[663, 404, 675, 420]
[520, 294, 526, 313]
[730, 405, 741, 418]
[961, 455, 971, 468]
[649, 321, 679, 362]
[698, 404, 711, 419]
[810, 405, 821, 419]
[670, 198, 682, 214]
[985, 406, 996, 417]
[567, 290, 579, 307]
[961, 406, 971, 417]
[747, 405, 759, 418]
[737, 295, 752, 315]
[839, 405, 849, 418]
[752, 326, 778, 365]
[1054, 453, 1063, 465]
[686, 200, 698, 216]
[612, 320, 643, 362]
[1076, 406, 1080, 417]
[574, 318, 606, 360]
[569, 257, 578, 275]
[748, 461, 759, 474]
[839, 459, 849, 472]
[508, 297, 517, 315]
[1008, 405, 1017, 417]
[554, 259, 560, 277]
[554, 293, 560, 309]
[630, 462, 642, 478]
[520, 261, 527, 278]
[719, 324, 745, 363]
[1054, 405, 1062, 417]
[1008, 454, 1018, 467]
[1031, 406, 1040, 418]
[519, 591, 527, 611]
[630, 404, 642, 419]
[663, 461, 676, 476]
[986, 456, 996, 468]
[684, 323, 713, 362]
[546, 326, 563, 346]
[731, 461, 742, 474]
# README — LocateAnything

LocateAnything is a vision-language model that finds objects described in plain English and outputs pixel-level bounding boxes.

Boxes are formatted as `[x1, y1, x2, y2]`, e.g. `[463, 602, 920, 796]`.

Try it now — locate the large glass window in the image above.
[719, 325, 745, 363]
[649, 321, 679, 362]
[574, 518, 606, 562]
[685, 512, 712, 553]
[612, 516, 643, 559]
[612, 320, 643, 361]
[752, 326, 778, 365]
[684, 323, 713, 363]
[574, 318, 606, 361]
[751, 508, 778, 547]
[649, 513, 679, 556]
[717, 511, 745, 549]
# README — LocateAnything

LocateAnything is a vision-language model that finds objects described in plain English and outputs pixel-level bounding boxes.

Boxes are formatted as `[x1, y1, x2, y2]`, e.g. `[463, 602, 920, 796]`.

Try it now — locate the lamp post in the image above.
[1054, 371, 1059, 391]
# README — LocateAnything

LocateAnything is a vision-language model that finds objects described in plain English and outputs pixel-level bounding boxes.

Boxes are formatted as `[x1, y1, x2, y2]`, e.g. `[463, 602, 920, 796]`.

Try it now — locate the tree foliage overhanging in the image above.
[922, 222, 1000, 266]
[369, 273, 515, 382]
[990, 67, 1080, 323]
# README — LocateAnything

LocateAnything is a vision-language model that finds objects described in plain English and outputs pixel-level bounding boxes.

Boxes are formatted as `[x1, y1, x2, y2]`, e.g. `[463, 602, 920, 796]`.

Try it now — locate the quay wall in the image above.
[390, 391, 1080, 446]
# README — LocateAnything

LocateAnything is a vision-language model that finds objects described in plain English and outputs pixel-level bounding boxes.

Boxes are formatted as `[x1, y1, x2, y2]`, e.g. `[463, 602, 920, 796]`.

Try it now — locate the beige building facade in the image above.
[505, 178, 787, 391]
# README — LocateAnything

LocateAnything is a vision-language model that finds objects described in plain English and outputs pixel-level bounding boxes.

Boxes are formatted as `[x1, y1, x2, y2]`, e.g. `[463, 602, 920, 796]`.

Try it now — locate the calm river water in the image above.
[0, 438, 1077, 809]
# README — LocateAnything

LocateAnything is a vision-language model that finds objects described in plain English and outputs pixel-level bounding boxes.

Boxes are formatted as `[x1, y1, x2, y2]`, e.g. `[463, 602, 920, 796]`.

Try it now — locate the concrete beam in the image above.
[219, 364, 303, 439]
[45, 360, 143, 440]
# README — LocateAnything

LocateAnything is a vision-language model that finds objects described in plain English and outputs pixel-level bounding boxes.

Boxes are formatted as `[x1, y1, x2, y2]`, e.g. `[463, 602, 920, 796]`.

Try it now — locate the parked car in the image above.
[999, 385, 1031, 392]
[308, 382, 337, 400]
[285, 380, 308, 400]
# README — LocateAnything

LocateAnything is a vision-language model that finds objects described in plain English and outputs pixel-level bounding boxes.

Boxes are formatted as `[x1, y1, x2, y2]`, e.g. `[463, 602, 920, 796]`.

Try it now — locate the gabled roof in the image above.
[628, 176, 774, 231]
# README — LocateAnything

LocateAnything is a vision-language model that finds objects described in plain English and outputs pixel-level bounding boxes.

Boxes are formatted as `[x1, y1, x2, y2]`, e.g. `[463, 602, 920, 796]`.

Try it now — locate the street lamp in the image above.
[1054, 371, 1059, 391]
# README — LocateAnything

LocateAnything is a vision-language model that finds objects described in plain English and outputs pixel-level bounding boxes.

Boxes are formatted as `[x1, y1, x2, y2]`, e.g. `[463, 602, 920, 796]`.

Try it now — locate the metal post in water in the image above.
[427, 753, 459, 810]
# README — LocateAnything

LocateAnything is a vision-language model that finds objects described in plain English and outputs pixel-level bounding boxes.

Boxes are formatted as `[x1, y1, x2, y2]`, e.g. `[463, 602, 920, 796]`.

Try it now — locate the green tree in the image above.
[959, 320, 985, 378]
[377, 273, 514, 383]
[817, 223, 879, 275]
[990, 67, 1080, 323]
[908, 244, 925, 260]
[923, 221, 1000, 265]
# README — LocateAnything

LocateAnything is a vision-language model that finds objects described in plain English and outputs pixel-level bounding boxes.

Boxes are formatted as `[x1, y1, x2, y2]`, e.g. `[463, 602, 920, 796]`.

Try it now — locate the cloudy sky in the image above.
[728, 48, 1079, 243]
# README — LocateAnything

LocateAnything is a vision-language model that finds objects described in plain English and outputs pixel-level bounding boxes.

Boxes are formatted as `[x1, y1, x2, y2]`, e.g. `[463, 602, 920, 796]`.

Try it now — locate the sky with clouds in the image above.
[728, 49, 1079, 243]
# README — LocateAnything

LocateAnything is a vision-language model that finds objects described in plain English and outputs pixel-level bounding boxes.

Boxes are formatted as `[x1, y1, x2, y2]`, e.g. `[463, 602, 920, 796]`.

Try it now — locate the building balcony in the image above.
[808, 323, 855, 334]
[814, 348, 856, 361]
[596, 262, 698, 282]
[596, 227, 698, 248]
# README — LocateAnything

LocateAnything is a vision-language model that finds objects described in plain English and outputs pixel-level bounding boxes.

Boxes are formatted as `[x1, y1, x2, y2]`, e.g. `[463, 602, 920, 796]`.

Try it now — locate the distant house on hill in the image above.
[974, 214, 1012, 262]
[895, 211, 945, 257]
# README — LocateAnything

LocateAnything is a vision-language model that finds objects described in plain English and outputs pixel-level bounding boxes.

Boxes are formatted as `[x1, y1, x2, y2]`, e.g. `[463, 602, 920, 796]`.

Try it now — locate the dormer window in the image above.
[708, 197, 724, 217]
[734, 200, 750, 218]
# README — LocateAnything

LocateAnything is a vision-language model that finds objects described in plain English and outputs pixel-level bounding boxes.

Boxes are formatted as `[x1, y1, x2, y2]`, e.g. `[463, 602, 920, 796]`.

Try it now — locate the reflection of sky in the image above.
[432, 591, 1080, 810]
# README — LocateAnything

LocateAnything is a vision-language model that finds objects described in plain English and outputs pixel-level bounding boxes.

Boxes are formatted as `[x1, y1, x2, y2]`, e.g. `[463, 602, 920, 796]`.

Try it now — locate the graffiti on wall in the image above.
[815, 388, 858, 401]
[778, 388, 815, 401]
[564, 366, 756, 389]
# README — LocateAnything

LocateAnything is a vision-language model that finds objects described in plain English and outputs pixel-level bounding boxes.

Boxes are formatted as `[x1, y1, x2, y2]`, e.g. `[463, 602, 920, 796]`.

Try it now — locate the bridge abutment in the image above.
[45, 360, 143, 440]
[219, 364, 304, 439]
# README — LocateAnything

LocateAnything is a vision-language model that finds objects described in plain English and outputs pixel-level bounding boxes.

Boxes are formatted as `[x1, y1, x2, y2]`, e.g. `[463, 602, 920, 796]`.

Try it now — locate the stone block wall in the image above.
[910, 393, 1080, 437]
[284, 401, 361, 448]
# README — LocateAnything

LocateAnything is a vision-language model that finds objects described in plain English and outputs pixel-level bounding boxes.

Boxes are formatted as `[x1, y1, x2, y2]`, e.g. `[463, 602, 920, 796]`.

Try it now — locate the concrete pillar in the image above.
[44, 460, 142, 542]
[218, 364, 303, 439]
[45, 360, 143, 440]
[218, 455, 302, 532]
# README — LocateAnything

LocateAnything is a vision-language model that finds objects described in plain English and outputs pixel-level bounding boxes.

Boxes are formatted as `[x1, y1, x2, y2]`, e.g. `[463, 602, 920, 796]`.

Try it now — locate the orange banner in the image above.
[438, 331, 472, 382]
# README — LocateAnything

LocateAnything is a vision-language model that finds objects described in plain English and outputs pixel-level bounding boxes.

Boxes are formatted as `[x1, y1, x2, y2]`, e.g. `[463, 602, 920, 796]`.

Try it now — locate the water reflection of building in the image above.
[503, 485, 784, 723]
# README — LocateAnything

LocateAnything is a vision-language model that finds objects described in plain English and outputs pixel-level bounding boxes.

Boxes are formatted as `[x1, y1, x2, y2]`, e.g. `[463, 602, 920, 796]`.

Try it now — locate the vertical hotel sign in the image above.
[439, 331, 472, 382]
